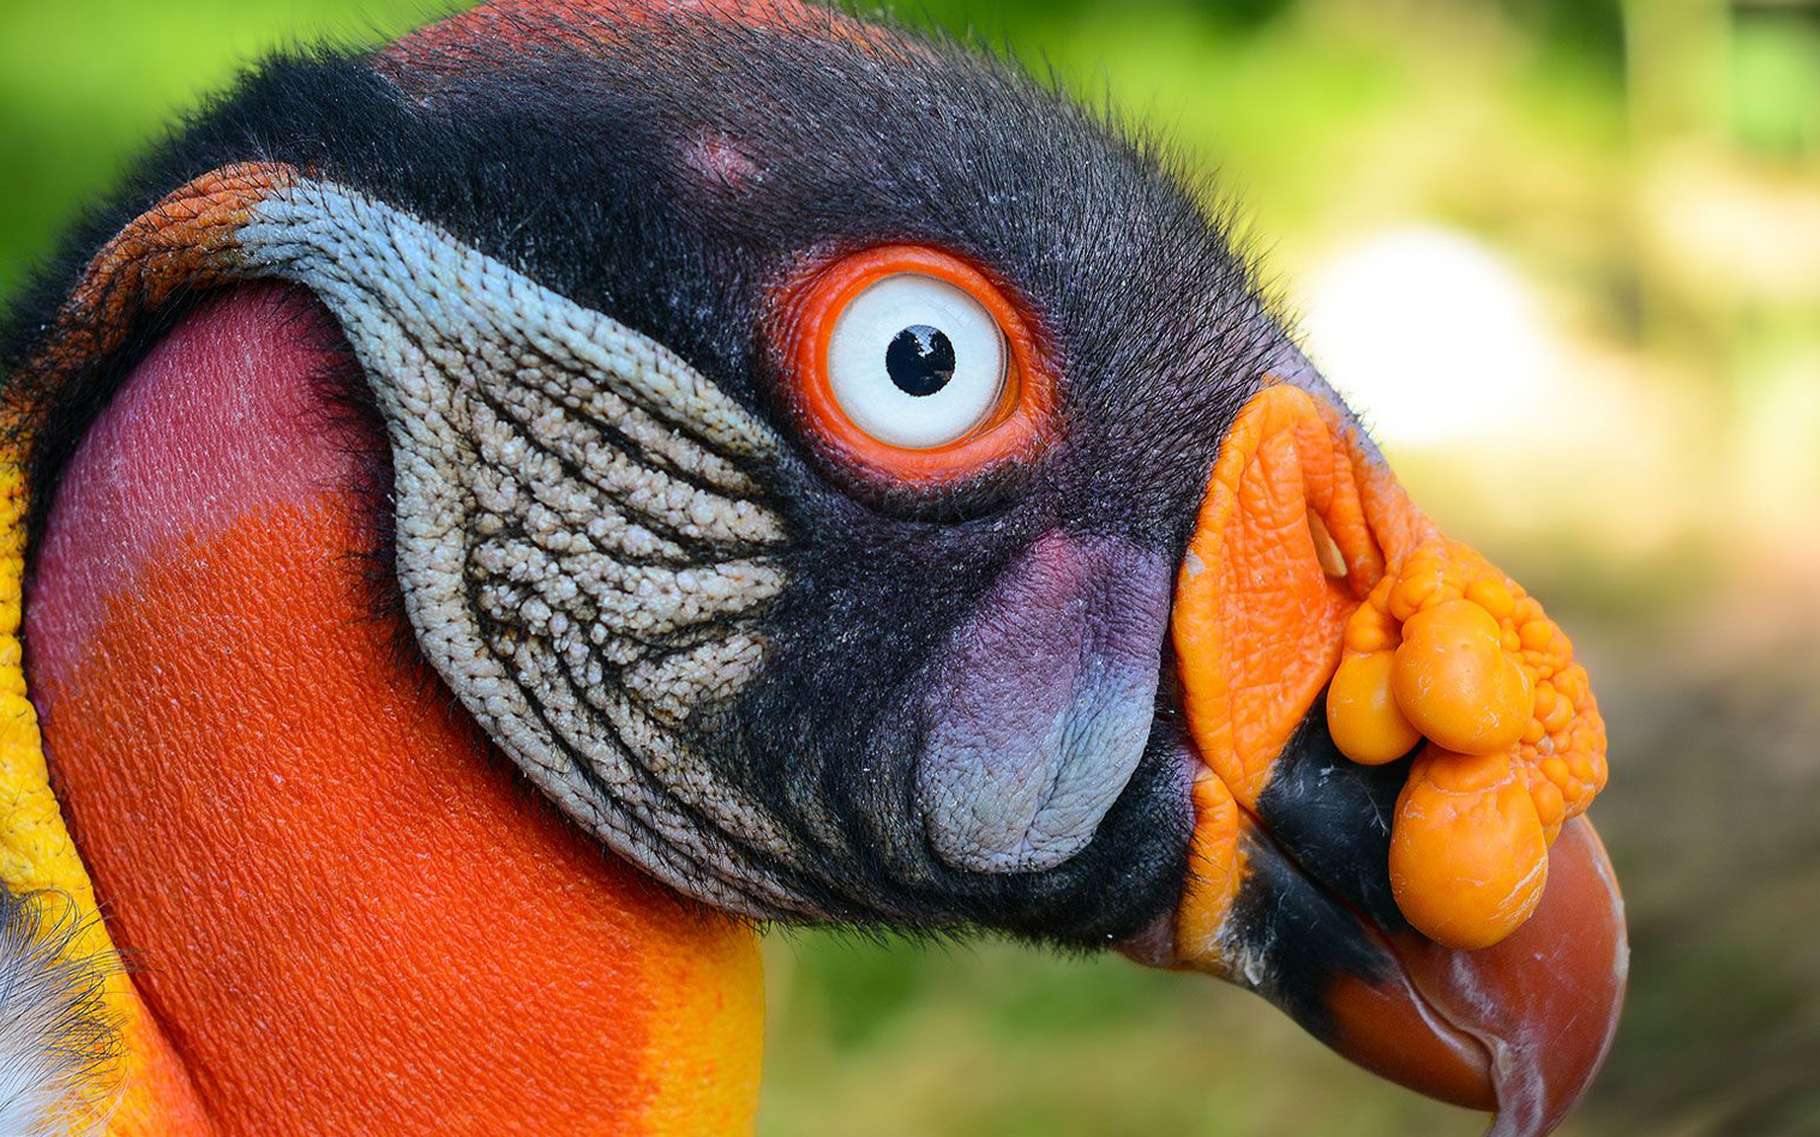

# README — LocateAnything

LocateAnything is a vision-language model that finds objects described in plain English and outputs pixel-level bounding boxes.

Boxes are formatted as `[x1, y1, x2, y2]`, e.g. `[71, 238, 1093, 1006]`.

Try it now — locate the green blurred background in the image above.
[3, 1, 1817, 1133]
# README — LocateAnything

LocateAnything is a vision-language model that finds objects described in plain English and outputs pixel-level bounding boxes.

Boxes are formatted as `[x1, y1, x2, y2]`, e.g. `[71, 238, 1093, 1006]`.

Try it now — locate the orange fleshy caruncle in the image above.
[1328, 538, 1609, 949]
[1167, 383, 1625, 1126]
[1172, 382, 1610, 955]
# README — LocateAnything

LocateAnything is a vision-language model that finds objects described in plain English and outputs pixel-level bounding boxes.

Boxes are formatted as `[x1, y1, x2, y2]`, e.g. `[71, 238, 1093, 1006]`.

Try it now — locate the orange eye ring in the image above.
[780, 244, 1057, 486]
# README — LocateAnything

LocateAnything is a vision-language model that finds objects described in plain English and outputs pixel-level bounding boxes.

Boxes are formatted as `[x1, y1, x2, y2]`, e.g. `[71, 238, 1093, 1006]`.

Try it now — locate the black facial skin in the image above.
[1235, 703, 1415, 1043]
[1257, 705, 1417, 935]
[1, 7, 1319, 948]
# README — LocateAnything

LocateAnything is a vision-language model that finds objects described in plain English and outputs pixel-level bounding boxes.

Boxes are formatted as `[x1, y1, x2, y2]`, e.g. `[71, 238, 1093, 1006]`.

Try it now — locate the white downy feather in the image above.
[0, 890, 116, 1137]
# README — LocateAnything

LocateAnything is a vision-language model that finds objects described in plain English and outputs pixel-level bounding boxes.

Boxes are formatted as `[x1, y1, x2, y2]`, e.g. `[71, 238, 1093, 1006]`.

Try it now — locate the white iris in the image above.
[826, 273, 1006, 449]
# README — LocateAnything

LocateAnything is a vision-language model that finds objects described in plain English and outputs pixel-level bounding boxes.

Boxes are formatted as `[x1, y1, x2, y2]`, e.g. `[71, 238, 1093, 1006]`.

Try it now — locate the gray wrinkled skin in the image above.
[239, 180, 809, 915]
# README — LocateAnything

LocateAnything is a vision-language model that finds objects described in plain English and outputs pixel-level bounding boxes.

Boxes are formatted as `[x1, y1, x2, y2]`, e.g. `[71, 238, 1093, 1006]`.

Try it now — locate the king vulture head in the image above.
[0, 3, 1626, 1136]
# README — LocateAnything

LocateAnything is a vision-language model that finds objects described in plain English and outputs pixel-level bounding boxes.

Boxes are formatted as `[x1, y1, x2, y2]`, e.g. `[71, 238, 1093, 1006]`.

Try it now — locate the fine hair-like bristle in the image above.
[0, 888, 120, 1137]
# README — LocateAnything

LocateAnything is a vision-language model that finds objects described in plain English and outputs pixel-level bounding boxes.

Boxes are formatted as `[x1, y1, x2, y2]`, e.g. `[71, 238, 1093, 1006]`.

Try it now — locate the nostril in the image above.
[1307, 508, 1349, 580]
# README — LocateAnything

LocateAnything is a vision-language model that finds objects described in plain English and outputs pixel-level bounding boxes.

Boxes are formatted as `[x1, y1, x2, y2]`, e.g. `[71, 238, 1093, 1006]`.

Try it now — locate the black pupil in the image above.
[885, 325, 956, 397]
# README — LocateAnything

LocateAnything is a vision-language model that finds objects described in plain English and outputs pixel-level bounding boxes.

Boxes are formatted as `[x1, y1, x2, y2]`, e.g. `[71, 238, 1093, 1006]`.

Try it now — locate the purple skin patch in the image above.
[917, 531, 1170, 875]
[29, 284, 364, 696]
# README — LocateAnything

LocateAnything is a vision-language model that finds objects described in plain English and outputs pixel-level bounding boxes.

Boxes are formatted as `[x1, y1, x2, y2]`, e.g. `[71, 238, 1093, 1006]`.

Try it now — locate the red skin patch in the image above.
[30, 285, 760, 1137]
[680, 131, 763, 189]
[383, 0, 835, 76]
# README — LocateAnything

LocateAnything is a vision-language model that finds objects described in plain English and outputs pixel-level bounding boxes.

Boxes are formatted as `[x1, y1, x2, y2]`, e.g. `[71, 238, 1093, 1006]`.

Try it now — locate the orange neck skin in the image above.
[26, 285, 762, 1137]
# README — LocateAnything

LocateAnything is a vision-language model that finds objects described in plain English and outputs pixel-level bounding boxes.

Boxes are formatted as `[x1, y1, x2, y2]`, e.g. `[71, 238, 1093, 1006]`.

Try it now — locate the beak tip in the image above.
[1423, 816, 1629, 1137]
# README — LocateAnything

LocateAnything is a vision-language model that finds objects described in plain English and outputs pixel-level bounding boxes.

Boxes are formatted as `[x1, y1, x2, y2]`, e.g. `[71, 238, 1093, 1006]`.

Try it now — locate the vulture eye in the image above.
[827, 274, 1004, 448]
[785, 245, 1055, 486]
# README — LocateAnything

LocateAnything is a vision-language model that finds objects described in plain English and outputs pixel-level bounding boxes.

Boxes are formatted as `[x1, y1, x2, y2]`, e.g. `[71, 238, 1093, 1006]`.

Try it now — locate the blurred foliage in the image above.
[4, 2, 1818, 1135]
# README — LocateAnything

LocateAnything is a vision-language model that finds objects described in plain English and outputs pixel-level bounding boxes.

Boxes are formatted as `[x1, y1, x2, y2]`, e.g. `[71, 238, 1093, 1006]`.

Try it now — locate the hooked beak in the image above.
[1130, 382, 1627, 1136]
